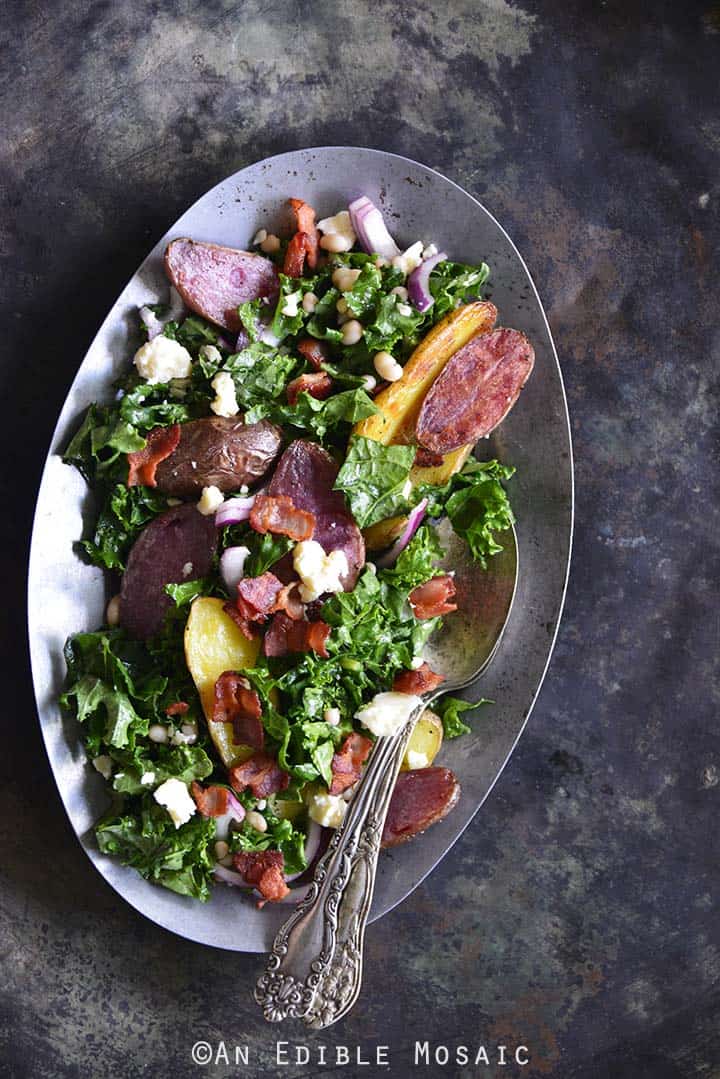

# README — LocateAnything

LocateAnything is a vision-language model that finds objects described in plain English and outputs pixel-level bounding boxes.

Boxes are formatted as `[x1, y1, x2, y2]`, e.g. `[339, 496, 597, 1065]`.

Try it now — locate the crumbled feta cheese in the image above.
[397, 303, 413, 317]
[148, 724, 169, 743]
[323, 707, 341, 727]
[182, 561, 194, 578]
[317, 210, 356, 251]
[153, 778, 196, 829]
[355, 691, 423, 738]
[171, 723, 198, 746]
[140, 771, 156, 786]
[410, 655, 425, 670]
[210, 370, 239, 417]
[280, 290, 302, 318]
[252, 227, 268, 245]
[406, 750, 429, 770]
[197, 485, 224, 516]
[308, 791, 347, 829]
[422, 243, 438, 260]
[292, 540, 349, 602]
[401, 478, 413, 499]
[391, 241, 424, 277]
[133, 336, 193, 383]
[92, 755, 113, 780]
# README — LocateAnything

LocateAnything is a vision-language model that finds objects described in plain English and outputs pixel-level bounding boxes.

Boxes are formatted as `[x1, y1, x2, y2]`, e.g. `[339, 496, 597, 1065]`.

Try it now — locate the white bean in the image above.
[260, 233, 280, 254]
[148, 724, 169, 744]
[341, 319, 363, 346]
[336, 297, 349, 315]
[374, 351, 403, 382]
[390, 285, 408, 300]
[362, 374, 377, 392]
[245, 810, 267, 833]
[214, 840, 229, 860]
[302, 291, 318, 313]
[324, 707, 341, 727]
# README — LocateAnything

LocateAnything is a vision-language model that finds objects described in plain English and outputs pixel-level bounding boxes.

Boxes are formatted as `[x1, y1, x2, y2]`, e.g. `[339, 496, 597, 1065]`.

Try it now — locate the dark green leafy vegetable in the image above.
[229, 808, 309, 876]
[81, 484, 171, 571]
[435, 696, 492, 739]
[334, 435, 416, 528]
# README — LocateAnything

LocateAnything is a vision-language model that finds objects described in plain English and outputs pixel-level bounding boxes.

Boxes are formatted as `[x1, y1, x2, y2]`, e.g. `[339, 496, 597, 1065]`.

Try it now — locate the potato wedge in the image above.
[356, 302, 496, 550]
[401, 709, 444, 771]
[184, 597, 262, 768]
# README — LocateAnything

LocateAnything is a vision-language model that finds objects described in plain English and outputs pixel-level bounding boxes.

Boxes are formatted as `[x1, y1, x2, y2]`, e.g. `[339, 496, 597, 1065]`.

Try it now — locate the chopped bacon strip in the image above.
[127, 424, 180, 488]
[297, 336, 330, 371]
[250, 493, 315, 541]
[286, 371, 333, 406]
[409, 574, 458, 619]
[283, 231, 309, 277]
[222, 601, 260, 640]
[275, 581, 304, 620]
[190, 781, 233, 818]
[165, 700, 189, 716]
[263, 612, 331, 659]
[392, 662, 445, 695]
[414, 446, 446, 469]
[212, 671, 264, 750]
[289, 198, 319, 270]
[233, 850, 290, 902]
[329, 732, 373, 795]
[229, 753, 290, 798]
[236, 571, 284, 621]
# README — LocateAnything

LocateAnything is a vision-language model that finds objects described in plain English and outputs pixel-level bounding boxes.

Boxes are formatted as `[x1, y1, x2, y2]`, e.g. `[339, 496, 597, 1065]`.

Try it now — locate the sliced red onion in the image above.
[283, 820, 323, 883]
[215, 495, 256, 528]
[234, 329, 250, 351]
[407, 251, 447, 313]
[375, 498, 428, 568]
[348, 196, 401, 259]
[219, 545, 251, 593]
[213, 791, 246, 841]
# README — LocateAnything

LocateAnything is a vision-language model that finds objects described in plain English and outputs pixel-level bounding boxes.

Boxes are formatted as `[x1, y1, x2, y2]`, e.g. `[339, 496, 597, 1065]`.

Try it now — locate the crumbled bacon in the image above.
[275, 581, 304, 620]
[190, 781, 233, 818]
[229, 753, 290, 798]
[329, 732, 373, 795]
[165, 701, 190, 716]
[414, 446, 445, 469]
[289, 198, 319, 270]
[263, 612, 331, 659]
[222, 601, 260, 640]
[249, 493, 315, 541]
[236, 572, 284, 623]
[297, 337, 330, 371]
[409, 574, 458, 619]
[392, 662, 445, 695]
[212, 672, 264, 750]
[286, 371, 333, 406]
[283, 231, 309, 277]
[126, 424, 180, 487]
[233, 850, 290, 902]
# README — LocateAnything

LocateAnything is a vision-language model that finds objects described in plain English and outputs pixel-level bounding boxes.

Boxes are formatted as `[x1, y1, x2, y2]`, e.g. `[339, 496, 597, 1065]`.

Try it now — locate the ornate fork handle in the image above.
[254, 706, 422, 1026]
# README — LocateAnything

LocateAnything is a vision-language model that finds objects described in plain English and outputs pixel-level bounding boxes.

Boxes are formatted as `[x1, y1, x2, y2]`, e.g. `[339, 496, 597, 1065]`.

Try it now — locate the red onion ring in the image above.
[214, 495, 256, 529]
[407, 251, 447, 312]
[375, 498, 429, 568]
[348, 196, 400, 259]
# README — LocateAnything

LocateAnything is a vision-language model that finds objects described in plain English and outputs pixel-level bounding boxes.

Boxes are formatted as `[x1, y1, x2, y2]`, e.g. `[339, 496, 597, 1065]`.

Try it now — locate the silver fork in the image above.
[255, 520, 518, 1027]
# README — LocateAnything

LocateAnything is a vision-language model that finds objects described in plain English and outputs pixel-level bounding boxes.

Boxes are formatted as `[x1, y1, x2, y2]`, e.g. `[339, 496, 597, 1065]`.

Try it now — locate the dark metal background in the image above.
[3, 1, 718, 1076]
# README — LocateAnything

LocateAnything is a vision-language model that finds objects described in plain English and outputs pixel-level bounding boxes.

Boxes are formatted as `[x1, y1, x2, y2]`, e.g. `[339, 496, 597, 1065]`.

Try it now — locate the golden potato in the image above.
[184, 597, 262, 767]
[401, 709, 444, 771]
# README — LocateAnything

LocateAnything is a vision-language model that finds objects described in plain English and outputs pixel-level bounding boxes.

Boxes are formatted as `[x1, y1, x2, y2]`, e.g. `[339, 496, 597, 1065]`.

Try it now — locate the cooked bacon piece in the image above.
[233, 850, 290, 902]
[222, 601, 259, 640]
[126, 424, 180, 488]
[289, 198, 319, 270]
[286, 371, 333, 406]
[329, 732, 373, 795]
[229, 753, 290, 798]
[381, 767, 461, 848]
[263, 612, 331, 659]
[297, 337, 330, 371]
[283, 231, 309, 277]
[190, 781, 234, 818]
[212, 672, 264, 750]
[236, 572, 284, 622]
[409, 574, 458, 619]
[414, 446, 446, 469]
[165, 700, 190, 716]
[250, 493, 315, 541]
[392, 662, 445, 696]
[275, 581, 304, 620]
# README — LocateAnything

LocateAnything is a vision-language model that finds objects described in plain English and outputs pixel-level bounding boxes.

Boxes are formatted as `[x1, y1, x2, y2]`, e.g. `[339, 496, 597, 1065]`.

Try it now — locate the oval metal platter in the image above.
[27, 147, 573, 953]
